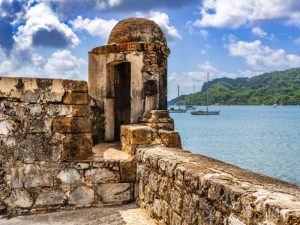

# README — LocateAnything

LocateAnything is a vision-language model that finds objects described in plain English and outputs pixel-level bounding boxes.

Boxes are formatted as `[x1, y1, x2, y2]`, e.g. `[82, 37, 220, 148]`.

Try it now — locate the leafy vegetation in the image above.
[169, 68, 300, 105]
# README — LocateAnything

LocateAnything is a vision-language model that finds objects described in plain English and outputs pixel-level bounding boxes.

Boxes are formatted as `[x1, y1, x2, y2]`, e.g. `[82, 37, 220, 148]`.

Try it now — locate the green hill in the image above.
[168, 68, 300, 105]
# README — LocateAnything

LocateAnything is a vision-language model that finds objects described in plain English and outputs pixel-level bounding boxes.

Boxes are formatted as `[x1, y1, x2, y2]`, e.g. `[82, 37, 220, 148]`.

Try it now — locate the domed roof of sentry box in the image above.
[108, 18, 167, 47]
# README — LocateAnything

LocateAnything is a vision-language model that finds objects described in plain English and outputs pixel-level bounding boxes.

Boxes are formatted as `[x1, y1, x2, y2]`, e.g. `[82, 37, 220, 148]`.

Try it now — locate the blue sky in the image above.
[1, 0, 300, 99]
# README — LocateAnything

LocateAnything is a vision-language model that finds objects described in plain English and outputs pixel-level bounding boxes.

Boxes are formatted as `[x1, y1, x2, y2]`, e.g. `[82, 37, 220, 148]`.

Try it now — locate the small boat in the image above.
[191, 72, 220, 116]
[191, 110, 219, 115]
[273, 104, 277, 108]
[185, 105, 196, 110]
[169, 107, 187, 113]
[169, 85, 187, 113]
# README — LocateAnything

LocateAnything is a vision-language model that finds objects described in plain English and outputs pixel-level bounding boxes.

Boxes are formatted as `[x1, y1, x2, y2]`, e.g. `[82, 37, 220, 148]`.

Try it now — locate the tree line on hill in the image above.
[168, 68, 300, 105]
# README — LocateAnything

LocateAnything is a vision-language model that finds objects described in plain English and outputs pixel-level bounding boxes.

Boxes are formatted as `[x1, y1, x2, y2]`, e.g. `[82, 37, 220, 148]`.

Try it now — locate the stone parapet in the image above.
[0, 77, 93, 162]
[135, 146, 300, 225]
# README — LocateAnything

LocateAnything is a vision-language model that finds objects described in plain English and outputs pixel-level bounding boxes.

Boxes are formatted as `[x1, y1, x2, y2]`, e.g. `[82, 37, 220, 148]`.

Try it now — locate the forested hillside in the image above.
[169, 68, 300, 105]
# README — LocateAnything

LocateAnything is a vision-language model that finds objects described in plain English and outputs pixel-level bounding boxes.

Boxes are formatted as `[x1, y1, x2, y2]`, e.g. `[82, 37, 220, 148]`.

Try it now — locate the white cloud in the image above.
[95, 0, 122, 10]
[294, 37, 300, 45]
[186, 21, 209, 38]
[0, 48, 85, 80]
[14, 2, 79, 50]
[194, 0, 300, 29]
[136, 11, 181, 41]
[70, 16, 118, 40]
[71, 12, 181, 42]
[198, 29, 209, 39]
[285, 11, 300, 27]
[44, 50, 85, 79]
[227, 40, 300, 68]
[252, 26, 267, 38]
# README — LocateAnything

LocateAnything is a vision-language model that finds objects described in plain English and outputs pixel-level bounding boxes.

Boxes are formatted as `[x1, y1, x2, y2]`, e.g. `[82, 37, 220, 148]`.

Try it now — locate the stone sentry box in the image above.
[88, 18, 170, 142]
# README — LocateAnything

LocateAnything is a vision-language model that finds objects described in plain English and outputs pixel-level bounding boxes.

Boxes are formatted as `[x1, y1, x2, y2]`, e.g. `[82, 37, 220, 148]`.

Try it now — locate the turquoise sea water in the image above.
[170, 105, 300, 185]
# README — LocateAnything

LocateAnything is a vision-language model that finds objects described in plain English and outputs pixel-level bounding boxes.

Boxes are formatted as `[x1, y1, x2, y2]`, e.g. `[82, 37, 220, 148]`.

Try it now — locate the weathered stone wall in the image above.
[0, 77, 93, 162]
[135, 146, 300, 225]
[0, 77, 134, 217]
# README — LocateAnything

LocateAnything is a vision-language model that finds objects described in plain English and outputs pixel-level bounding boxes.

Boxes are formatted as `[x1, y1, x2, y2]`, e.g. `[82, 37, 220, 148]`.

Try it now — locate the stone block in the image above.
[158, 130, 182, 148]
[36, 78, 52, 90]
[5, 190, 33, 208]
[29, 104, 42, 116]
[153, 199, 162, 218]
[47, 105, 71, 117]
[2, 136, 16, 148]
[25, 119, 50, 133]
[44, 79, 65, 103]
[149, 110, 170, 119]
[24, 173, 52, 188]
[62, 133, 93, 161]
[149, 173, 159, 192]
[52, 117, 91, 133]
[24, 164, 40, 174]
[13, 149, 34, 161]
[71, 105, 90, 117]
[8, 167, 24, 188]
[171, 211, 182, 225]
[63, 80, 88, 93]
[121, 125, 153, 155]
[0, 77, 18, 98]
[35, 190, 66, 206]
[97, 183, 131, 203]
[120, 159, 136, 182]
[74, 163, 90, 170]
[170, 189, 183, 213]
[63, 93, 89, 105]
[23, 91, 39, 103]
[69, 186, 94, 206]
[85, 168, 120, 183]
[44, 92, 64, 103]
[57, 168, 81, 184]
[0, 120, 13, 136]
[47, 105, 89, 117]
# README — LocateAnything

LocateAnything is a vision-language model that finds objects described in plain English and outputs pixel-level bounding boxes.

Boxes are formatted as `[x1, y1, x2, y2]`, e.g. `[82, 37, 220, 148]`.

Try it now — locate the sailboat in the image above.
[191, 72, 220, 115]
[169, 85, 187, 113]
[186, 85, 197, 110]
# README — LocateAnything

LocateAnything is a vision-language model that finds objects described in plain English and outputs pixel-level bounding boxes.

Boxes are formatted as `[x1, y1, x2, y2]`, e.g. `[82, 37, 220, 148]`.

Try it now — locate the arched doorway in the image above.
[113, 62, 131, 141]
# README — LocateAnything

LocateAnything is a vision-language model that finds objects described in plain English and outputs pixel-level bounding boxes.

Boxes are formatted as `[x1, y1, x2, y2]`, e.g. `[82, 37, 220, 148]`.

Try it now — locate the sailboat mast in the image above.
[206, 72, 209, 112]
[177, 85, 180, 109]
[193, 84, 195, 105]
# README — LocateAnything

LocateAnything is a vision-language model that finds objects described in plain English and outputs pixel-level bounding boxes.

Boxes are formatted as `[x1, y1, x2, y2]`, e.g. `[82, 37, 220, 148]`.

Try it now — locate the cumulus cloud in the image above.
[252, 26, 267, 38]
[0, 48, 85, 79]
[44, 50, 85, 79]
[0, 0, 27, 52]
[70, 16, 118, 40]
[14, 2, 79, 50]
[227, 40, 300, 68]
[136, 11, 181, 41]
[194, 0, 300, 29]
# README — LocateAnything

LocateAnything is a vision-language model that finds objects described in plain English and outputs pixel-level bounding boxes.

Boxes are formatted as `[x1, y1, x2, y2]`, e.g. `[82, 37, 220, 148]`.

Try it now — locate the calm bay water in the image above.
[170, 105, 300, 185]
